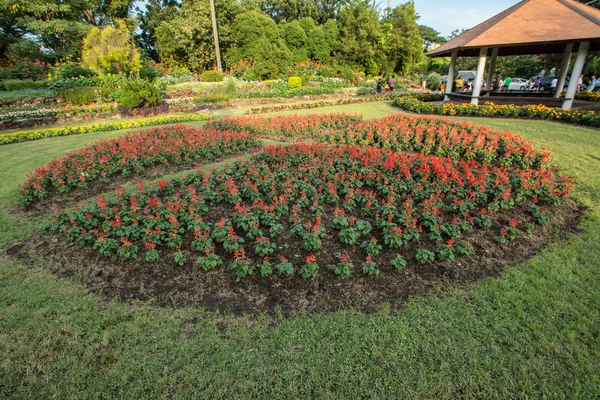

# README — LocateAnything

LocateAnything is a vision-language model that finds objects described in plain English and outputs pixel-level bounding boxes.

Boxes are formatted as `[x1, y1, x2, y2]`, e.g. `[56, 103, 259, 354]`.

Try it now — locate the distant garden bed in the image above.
[393, 96, 600, 128]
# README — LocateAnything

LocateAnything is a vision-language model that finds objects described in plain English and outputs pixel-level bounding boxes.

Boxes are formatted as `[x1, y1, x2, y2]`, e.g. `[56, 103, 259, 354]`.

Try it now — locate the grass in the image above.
[1, 102, 599, 398]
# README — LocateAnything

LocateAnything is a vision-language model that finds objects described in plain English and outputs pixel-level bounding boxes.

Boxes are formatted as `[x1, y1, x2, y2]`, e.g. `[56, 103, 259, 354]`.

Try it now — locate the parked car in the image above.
[507, 78, 530, 91]
[539, 76, 569, 92]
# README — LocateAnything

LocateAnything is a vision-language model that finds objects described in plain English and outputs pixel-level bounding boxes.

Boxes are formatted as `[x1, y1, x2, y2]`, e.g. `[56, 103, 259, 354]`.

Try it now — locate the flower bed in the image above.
[318, 113, 548, 170]
[392, 96, 600, 128]
[574, 91, 600, 102]
[205, 112, 362, 137]
[18, 124, 259, 207]
[0, 113, 212, 145]
[44, 139, 572, 280]
[246, 93, 444, 114]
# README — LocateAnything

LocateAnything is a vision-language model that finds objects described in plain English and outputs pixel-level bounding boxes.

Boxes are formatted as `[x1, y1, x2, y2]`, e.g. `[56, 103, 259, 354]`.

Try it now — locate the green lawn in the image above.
[1, 102, 599, 398]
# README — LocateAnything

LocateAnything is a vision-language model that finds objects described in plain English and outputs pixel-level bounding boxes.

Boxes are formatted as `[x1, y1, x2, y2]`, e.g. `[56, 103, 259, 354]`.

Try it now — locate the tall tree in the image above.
[136, 0, 180, 60]
[82, 20, 141, 74]
[419, 25, 444, 51]
[279, 20, 308, 62]
[154, 0, 240, 71]
[259, 0, 346, 25]
[383, 2, 423, 75]
[334, 0, 381, 74]
[227, 10, 293, 78]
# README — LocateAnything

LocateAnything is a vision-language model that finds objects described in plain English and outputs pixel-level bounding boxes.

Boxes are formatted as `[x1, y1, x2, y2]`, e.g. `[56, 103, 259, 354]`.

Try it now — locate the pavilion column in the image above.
[485, 47, 499, 96]
[445, 50, 458, 101]
[563, 41, 589, 110]
[471, 47, 488, 105]
[554, 43, 574, 98]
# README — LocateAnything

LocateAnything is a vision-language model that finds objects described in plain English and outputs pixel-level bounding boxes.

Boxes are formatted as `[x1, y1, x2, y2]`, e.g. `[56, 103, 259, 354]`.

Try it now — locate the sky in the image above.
[394, 0, 521, 37]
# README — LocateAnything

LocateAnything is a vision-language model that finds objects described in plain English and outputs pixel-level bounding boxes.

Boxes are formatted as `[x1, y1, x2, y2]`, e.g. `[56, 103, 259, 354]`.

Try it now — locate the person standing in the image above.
[533, 77, 541, 92]
[376, 78, 382, 94]
[387, 75, 396, 92]
[494, 75, 502, 91]
[503, 76, 512, 91]
[578, 74, 584, 92]
[551, 77, 558, 93]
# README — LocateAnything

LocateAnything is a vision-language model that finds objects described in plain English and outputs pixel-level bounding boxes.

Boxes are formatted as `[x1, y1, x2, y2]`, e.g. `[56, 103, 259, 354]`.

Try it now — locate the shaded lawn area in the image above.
[0, 102, 599, 398]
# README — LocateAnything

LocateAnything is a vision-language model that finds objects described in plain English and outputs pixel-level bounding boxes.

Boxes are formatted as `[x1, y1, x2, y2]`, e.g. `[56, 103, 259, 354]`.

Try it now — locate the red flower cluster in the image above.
[18, 125, 259, 207]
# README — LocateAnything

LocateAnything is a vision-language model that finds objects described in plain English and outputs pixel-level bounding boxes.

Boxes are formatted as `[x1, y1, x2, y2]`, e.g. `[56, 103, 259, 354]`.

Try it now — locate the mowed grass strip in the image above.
[0, 103, 599, 398]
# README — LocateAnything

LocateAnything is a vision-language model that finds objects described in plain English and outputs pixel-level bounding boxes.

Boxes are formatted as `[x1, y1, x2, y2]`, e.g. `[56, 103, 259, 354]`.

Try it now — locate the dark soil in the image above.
[18, 199, 584, 317]
[14, 148, 260, 217]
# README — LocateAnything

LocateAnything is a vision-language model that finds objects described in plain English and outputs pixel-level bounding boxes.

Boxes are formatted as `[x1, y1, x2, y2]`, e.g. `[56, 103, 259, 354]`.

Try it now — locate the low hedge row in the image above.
[246, 93, 444, 114]
[0, 114, 212, 145]
[393, 97, 600, 128]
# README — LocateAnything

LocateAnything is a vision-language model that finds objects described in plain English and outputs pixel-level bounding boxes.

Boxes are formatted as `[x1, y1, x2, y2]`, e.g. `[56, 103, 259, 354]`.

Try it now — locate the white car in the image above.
[507, 78, 530, 91]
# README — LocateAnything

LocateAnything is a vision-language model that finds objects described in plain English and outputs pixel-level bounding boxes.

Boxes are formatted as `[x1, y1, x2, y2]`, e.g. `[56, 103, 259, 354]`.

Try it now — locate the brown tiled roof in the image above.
[427, 0, 600, 57]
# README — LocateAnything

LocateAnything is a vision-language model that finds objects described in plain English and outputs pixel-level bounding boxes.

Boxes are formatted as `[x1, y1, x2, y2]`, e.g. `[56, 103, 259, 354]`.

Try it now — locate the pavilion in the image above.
[426, 0, 600, 110]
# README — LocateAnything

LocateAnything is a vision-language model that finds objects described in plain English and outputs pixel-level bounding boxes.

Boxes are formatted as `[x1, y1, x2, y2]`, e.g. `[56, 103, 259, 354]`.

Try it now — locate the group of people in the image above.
[375, 76, 397, 94]
[452, 74, 591, 94]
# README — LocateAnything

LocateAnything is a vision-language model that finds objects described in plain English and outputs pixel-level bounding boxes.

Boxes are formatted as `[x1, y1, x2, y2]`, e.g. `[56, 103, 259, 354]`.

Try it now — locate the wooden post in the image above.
[210, 0, 222, 72]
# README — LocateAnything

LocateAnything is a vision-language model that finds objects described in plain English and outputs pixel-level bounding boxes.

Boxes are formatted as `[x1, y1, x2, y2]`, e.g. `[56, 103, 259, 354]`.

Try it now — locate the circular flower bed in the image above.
[22, 112, 578, 312]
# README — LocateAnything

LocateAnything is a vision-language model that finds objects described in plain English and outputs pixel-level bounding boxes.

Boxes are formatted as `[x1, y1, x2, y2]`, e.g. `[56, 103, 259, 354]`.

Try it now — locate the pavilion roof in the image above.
[427, 0, 600, 57]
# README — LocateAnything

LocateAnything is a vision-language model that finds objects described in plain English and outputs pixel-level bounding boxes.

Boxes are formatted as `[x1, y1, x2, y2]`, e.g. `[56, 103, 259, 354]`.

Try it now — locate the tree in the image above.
[154, 0, 240, 71]
[259, 0, 346, 25]
[227, 10, 293, 79]
[82, 20, 141, 74]
[383, 2, 423, 75]
[419, 25, 445, 51]
[136, 0, 180, 60]
[0, 0, 91, 60]
[334, 0, 381, 74]
[279, 20, 308, 62]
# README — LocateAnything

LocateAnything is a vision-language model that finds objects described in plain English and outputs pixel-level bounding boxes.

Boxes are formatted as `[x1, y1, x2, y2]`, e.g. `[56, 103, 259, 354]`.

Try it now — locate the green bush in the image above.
[200, 70, 224, 82]
[118, 79, 163, 110]
[288, 76, 302, 88]
[50, 61, 95, 80]
[59, 87, 98, 106]
[425, 75, 441, 91]
[0, 59, 48, 81]
[1, 80, 49, 91]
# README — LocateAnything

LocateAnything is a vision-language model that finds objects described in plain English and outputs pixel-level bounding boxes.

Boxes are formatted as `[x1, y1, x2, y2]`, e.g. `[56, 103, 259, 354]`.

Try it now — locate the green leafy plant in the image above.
[275, 257, 294, 277]
[391, 254, 407, 270]
[298, 255, 318, 280]
[415, 248, 435, 264]
[200, 70, 224, 82]
[333, 253, 353, 279]
[288, 76, 302, 88]
[118, 79, 163, 110]
[361, 256, 379, 276]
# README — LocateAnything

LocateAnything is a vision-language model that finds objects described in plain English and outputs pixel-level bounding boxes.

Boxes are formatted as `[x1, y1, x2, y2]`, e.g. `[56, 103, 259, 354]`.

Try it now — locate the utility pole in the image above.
[209, 0, 222, 71]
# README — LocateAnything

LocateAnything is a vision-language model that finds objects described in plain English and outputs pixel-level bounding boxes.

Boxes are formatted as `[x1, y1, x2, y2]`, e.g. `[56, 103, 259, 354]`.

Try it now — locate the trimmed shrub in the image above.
[2, 80, 49, 91]
[118, 79, 163, 110]
[200, 70, 224, 82]
[59, 87, 98, 105]
[288, 76, 302, 88]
